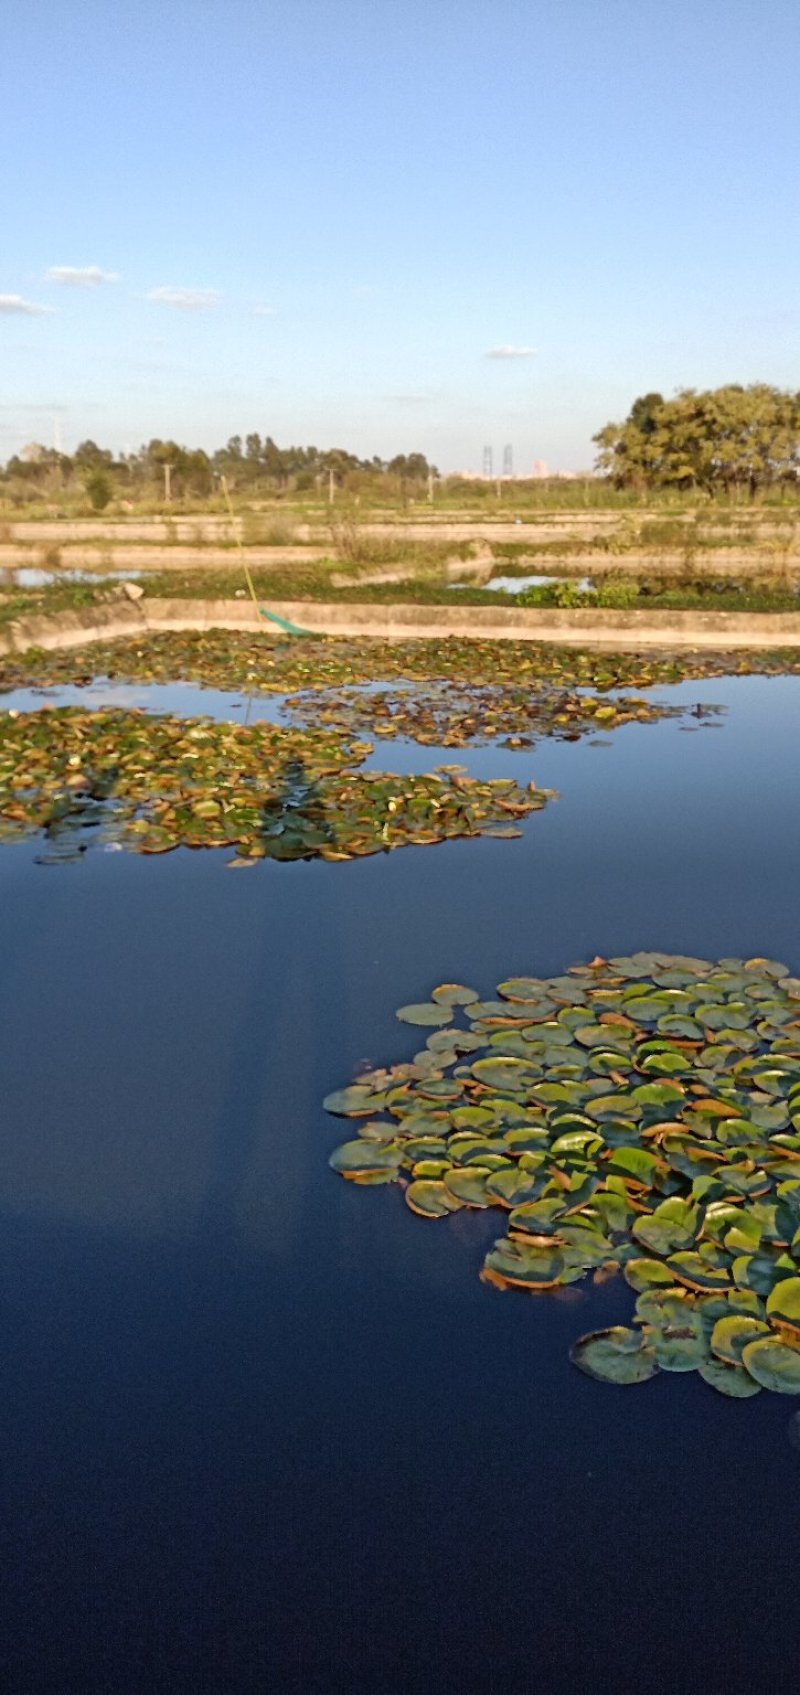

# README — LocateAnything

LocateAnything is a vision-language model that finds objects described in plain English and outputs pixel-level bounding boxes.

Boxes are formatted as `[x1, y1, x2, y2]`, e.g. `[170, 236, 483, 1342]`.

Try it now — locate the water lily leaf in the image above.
[496, 977, 554, 1003]
[732, 1252, 792, 1296]
[699, 1358, 763, 1398]
[646, 1323, 706, 1373]
[570, 1327, 659, 1384]
[623, 1257, 678, 1292]
[741, 1337, 800, 1393]
[668, 1252, 731, 1292]
[431, 983, 480, 1006]
[765, 1276, 800, 1329]
[485, 1167, 547, 1207]
[482, 1237, 568, 1290]
[710, 1315, 772, 1364]
[471, 1057, 538, 1092]
[503, 1126, 549, 1153]
[632, 1198, 699, 1256]
[396, 1002, 455, 1026]
[549, 1129, 604, 1160]
[444, 1167, 494, 1207]
[508, 1197, 568, 1236]
[328, 1140, 403, 1177]
[607, 1146, 663, 1184]
[323, 1085, 388, 1117]
[405, 1180, 464, 1218]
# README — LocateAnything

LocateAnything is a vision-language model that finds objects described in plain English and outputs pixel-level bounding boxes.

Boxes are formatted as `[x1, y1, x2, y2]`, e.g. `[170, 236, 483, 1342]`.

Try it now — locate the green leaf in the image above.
[699, 1358, 762, 1398]
[632, 1197, 699, 1256]
[709, 1315, 772, 1364]
[396, 1002, 455, 1027]
[328, 1139, 403, 1177]
[741, 1337, 800, 1393]
[765, 1275, 800, 1328]
[482, 1237, 569, 1289]
[405, 1180, 464, 1218]
[570, 1327, 660, 1385]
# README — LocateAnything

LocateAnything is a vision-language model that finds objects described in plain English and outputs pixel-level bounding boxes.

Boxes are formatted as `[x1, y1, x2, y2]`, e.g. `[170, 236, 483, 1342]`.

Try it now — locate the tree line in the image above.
[0, 435, 438, 509]
[594, 384, 800, 495]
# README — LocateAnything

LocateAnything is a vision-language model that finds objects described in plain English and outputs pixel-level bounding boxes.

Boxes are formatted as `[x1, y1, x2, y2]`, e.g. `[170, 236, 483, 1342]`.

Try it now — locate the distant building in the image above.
[531, 459, 548, 479]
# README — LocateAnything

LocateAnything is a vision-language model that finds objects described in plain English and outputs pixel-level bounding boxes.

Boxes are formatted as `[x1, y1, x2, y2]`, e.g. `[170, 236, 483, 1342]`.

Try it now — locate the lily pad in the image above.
[405, 1180, 465, 1218]
[325, 950, 800, 1400]
[699, 1358, 763, 1398]
[709, 1315, 772, 1364]
[741, 1337, 800, 1393]
[571, 1327, 659, 1385]
[397, 1003, 455, 1027]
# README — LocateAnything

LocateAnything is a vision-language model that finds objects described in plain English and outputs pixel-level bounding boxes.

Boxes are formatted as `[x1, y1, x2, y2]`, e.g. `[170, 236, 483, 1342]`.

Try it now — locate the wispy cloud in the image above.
[251, 302, 276, 317]
[0, 294, 54, 316]
[46, 265, 118, 286]
[484, 344, 537, 360]
[146, 286, 222, 311]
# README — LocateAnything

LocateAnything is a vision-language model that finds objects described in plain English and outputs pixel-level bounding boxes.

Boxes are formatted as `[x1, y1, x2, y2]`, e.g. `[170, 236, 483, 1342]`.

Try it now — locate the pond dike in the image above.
[2, 597, 800, 654]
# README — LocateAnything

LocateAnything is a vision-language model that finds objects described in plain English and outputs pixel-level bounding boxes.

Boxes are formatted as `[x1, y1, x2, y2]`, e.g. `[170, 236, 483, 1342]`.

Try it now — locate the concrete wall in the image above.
[3, 597, 800, 657]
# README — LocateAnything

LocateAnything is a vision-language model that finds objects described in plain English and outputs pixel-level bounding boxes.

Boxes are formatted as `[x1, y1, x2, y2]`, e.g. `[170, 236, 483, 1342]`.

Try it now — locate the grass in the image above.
[3, 568, 799, 626]
[7, 477, 800, 524]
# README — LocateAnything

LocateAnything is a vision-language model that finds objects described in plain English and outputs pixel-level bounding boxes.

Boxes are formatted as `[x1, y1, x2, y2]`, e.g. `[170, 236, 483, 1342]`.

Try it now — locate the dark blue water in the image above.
[2, 677, 800, 1694]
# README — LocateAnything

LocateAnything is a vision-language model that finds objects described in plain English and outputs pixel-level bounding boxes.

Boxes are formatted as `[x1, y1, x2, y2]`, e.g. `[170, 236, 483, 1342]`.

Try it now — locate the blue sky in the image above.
[2, 0, 798, 471]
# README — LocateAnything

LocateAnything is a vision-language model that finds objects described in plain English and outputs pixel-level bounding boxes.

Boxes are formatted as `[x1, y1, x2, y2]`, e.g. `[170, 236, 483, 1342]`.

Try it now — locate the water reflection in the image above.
[3, 674, 800, 1692]
[0, 566, 145, 588]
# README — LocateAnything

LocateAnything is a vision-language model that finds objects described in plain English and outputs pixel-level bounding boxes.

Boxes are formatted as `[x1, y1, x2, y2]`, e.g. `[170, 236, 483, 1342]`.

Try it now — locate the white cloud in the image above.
[46, 265, 118, 286]
[146, 286, 221, 311]
[251, 302, 276, 317]
[484, 345, 537, 360]
[0, 294, 54, 316]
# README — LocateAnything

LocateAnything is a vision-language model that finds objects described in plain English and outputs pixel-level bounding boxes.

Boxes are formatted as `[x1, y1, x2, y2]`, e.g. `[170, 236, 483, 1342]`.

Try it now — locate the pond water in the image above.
[453, 572, 596, 594]
[0, 566, 145, 589]
[2, 675, 800, 1693]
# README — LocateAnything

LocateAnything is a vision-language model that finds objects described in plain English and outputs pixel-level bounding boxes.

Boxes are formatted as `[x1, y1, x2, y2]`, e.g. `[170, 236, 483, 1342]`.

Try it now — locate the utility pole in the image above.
[427, 469, 434, 504]
[164, 463, 172, 503]
[328, 468, 335, 505]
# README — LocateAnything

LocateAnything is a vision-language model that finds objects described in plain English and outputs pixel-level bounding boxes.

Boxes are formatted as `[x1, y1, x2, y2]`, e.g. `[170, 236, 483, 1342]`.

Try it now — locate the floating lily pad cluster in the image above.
[282, 679, 689, 748]
[326, 953, 800, 1398]
[0, 707, 550, 859]
[2, 629, 798, 708]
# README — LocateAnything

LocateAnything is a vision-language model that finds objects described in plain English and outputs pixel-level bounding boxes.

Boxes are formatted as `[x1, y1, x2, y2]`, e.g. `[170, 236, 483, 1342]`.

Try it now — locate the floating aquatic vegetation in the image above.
[0, 630, 742, 752]
[326, 953, 800, 1399]
[0, 708, 552, 860]
[1, 629, 795, 720]
[281, 679, 693, 748]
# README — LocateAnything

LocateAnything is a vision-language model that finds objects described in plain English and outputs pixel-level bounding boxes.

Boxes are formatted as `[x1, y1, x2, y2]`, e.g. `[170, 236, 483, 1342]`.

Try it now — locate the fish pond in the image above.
[2, 633, 800, 1694]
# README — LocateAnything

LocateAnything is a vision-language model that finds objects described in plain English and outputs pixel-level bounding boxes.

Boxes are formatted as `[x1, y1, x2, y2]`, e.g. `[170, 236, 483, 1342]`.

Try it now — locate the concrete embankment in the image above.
[2, 598, 800, 656]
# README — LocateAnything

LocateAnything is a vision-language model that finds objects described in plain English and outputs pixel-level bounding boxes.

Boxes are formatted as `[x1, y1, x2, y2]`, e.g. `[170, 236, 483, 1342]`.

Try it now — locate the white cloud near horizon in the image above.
[146, 286, 222, 311]
[0, 294, 54, 316]
[484, 345, 537, 359]
[46, 266, 119, 286]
